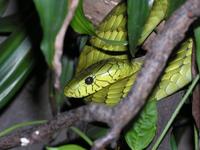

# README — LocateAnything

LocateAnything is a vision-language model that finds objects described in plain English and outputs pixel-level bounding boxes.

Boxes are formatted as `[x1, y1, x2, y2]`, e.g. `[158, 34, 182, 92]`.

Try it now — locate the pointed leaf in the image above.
[127, 0, 150, 56]
[125, 100, 157, 150]
[194, 26, 200, 72]
[70, 0, 95, 35]
[33, 0, 68, 67]
[0, 30, 34, 109]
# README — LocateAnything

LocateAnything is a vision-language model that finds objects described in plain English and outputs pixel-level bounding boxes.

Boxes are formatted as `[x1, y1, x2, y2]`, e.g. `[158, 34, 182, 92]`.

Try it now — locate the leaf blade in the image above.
[70, 0, 95, 35]
[0, 30, 34, 109]
[194, 27, 200, 72]
[125, 100, 157, 150]
[33, 0, 68, 67]
[127, 0, 150, 56]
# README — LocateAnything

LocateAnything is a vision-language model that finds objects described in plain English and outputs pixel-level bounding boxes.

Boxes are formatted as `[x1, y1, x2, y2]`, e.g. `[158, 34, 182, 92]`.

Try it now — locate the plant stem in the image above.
[194, 125, 199, 150]
[70, 126, 93, 146]
[152, 75, 200, 150]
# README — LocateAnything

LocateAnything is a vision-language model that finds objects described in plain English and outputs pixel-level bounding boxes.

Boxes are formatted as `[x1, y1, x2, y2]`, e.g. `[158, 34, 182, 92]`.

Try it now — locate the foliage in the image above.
[125, 100, 157, 150]
[70, 0, 95, 35]
[0, 0, 199, 150]
[127, 0, 150, 56]
[0, 30, 34, 109]
[33, 0, 68, 67]
[194, 27, 200, 72]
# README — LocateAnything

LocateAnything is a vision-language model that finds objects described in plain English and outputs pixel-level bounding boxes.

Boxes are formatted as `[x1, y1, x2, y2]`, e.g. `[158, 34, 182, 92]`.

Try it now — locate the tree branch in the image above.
[50, 0, 79, 116]
[0, 0, 200, 149]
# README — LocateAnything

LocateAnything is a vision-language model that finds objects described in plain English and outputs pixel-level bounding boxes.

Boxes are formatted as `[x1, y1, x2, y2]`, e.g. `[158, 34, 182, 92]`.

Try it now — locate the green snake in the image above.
[64, 1, 192, 105]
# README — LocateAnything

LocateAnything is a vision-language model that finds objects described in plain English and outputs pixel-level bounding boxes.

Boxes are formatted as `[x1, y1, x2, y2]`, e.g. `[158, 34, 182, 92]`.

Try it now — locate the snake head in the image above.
[64, 68, 98, 98]
[64, 58, 135, 98]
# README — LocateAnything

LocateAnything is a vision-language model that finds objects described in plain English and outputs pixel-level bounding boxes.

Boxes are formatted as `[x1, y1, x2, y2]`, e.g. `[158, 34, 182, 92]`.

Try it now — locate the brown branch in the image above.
[92, 0, 200, 149]
[50, 0, 79, 115]
[0, 0, 200, 149]
[0, 104, 113, 149]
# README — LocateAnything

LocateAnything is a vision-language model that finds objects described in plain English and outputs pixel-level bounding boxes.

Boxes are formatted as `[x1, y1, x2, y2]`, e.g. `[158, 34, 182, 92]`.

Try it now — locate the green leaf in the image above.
[0, 0, 9, 16]
[194, 125, 199, 150]
[0, 120, 47, 137]
[170, 133, 178, 150]
[0, 29, 34, 109]
[71, 0, 128, 47]
[70, 0, 95, 35]
[0, 14, 21, 33]
[47, 145, 86, 150]
[166, 0, 186, 18]
[56, 56, 74, 108]
[194, 27, 200, 72]
[127, 0, 150, 57]
[33, 0, 68, 67]
[125, 100, 157, 150]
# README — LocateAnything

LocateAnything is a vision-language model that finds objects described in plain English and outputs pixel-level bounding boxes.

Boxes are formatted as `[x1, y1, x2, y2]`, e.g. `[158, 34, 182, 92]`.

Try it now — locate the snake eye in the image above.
[85, 76, 94, 85]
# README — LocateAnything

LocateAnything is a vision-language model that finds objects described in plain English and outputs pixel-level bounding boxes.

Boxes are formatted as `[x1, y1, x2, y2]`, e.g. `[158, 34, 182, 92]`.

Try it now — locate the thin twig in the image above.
[54, 0, 79, 90]
[51, 0, 79, 115]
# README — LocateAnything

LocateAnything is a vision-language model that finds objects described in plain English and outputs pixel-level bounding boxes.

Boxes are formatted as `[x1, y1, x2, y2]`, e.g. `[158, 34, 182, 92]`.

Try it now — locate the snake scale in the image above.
[64, 2, 192, 105]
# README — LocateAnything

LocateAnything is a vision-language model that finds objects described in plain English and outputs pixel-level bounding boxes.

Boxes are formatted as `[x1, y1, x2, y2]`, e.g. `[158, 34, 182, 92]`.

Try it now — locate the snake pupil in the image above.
[85, 76, 94, 85]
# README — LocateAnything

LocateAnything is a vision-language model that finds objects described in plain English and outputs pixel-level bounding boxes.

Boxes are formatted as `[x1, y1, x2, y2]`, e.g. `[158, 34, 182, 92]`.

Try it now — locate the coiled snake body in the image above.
[64, 2, 192, 105]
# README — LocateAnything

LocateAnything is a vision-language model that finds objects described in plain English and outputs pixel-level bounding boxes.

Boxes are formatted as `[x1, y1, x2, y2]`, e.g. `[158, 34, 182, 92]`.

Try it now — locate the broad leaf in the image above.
[70, 0, 95, 35]
[194, 27, 200, 72]
[0, 0, 9, 16]
[0, 30, 34, 109]
[33, 0, 68, 67]
[47, 145, 86, 150]
[125, 100, 157, 150]
[127, 0, 150, 57]
[0, 14, 20, 33]
[70, 0, 128, 46]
